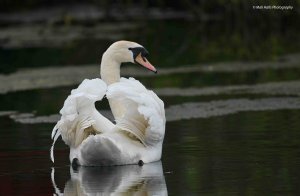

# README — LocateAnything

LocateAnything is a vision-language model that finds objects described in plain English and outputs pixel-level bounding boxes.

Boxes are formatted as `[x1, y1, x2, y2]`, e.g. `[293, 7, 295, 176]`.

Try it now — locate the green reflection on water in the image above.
[0, 40, 109, 73]
[0, 86, 111, 114]
[1, 19, 299, 74]
[163, 109, 300, 195]
[140, 20, 299, 66]
[140, 68, 300, 88]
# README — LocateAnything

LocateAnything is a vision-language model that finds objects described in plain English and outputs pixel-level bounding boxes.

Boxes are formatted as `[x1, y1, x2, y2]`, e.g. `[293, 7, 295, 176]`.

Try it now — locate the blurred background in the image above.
[1, 0, 300, 195]
[0, 0, 299, 73]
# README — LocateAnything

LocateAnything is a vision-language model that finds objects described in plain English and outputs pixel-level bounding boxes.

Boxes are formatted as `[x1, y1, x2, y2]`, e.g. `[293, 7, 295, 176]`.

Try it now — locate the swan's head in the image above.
[104, 40, 157, 73]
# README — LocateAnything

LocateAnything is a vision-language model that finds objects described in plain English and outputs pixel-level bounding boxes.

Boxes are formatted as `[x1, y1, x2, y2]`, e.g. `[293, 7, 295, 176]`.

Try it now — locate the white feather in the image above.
[107, 77, 166, 146]
[50, 78, 107, 163]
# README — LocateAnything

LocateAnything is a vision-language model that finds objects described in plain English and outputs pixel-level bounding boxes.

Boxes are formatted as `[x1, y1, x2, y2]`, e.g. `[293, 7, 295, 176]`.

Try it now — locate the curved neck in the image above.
[100, 50, 125, 119]
[100, 51, 121, 85]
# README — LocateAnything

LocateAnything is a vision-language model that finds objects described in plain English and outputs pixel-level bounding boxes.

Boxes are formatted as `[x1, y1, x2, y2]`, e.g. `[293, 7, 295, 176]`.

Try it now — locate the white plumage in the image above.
[51, 41, 166, 166]
[50, 79, 109, 161]
[107, 77, 165, 146]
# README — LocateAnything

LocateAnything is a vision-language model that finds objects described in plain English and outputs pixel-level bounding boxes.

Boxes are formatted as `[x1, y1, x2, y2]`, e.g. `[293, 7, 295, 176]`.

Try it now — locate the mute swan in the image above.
[50, 41, 166, 166]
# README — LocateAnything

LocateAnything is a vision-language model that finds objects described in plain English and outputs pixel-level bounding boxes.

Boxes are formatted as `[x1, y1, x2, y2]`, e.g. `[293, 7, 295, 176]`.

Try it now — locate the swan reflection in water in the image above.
[52, 161, 168, 195]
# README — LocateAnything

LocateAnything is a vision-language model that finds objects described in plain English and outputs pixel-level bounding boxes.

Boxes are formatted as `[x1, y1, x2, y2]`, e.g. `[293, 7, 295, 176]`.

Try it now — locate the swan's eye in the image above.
[129, 47, 149, 59]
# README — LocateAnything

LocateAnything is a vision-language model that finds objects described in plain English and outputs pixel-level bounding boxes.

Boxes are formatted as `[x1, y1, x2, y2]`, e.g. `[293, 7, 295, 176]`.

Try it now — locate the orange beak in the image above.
[135, 53, 157, 73]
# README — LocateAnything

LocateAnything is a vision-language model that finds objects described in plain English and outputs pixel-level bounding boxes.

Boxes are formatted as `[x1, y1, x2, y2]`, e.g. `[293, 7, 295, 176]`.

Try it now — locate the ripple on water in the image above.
[1, 53, 300, 94]
[2, 97, 300, 124]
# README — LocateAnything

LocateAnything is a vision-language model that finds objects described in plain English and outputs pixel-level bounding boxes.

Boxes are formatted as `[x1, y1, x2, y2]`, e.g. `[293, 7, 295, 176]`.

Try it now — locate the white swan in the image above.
[50, 41, 166, 166]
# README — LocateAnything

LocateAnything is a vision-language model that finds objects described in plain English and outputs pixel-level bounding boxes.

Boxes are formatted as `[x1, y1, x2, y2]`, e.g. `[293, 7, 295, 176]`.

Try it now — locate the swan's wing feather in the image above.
[107, 77, 166, 146]
[50, 78, 107, 162]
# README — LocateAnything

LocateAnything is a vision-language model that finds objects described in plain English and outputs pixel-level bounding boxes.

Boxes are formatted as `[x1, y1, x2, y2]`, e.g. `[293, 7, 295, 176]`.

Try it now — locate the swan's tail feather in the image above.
[51, 124, 58, 139]
[50, 79, 107, 163]
[50, 128, 61, 163]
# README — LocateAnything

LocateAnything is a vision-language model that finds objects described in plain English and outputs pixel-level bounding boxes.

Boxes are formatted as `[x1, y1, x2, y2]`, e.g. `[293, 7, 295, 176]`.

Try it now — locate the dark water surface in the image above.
[1, 109, 300, 195]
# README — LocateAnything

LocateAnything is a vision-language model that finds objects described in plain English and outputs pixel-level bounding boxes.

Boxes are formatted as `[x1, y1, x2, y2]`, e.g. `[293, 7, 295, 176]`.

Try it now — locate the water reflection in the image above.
[52, 161, 167, 196]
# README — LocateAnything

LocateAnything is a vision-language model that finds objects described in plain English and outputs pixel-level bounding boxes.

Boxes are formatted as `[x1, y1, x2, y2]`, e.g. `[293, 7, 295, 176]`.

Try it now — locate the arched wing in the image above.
[106, 77, 166, 146]
[50, 78, 110, 162]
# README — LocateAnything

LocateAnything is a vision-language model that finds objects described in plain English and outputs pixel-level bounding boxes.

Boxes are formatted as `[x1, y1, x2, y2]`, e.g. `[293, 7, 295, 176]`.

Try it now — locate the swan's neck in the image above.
[100, 50, 125, 119]
[100, 51, 121, 85]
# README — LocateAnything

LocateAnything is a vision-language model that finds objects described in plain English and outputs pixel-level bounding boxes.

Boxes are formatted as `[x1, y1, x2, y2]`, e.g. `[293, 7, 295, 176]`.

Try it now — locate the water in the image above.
[1, 6, 300, 195]
[1, 108, 300, 195]
[1, 71, 300, 195]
